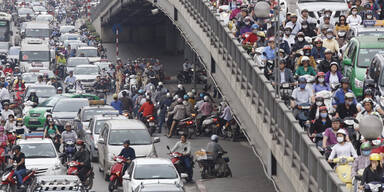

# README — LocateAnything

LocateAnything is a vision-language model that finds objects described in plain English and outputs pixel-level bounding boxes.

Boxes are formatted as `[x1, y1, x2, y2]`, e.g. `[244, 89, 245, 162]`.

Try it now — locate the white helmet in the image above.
[301, 56, 310, 62]
[337, 129, 347, 136]
[211, 134, 219, 141]
[158, 82, 163, 86]
[204, 96, 209, 101]
[177, 84, 183, 89]
[187, 92, 193, 97]
[166, 93, 171, 98]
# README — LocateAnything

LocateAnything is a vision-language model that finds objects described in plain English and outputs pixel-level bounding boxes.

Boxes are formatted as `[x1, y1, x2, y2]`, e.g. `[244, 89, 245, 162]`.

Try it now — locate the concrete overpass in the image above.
[90, 0, 348, 191]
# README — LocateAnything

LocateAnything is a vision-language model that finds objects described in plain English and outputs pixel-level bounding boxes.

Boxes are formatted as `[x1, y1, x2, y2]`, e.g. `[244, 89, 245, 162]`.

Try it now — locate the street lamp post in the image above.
[273, 0, 281, 99]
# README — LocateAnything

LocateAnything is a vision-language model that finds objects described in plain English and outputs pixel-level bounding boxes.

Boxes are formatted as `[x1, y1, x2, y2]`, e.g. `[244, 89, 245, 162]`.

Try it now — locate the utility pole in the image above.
[274, 0, 281, 99]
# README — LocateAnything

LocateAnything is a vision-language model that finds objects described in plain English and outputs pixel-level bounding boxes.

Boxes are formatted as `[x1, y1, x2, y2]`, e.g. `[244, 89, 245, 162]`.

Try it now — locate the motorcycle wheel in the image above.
[108, 179, 118, 192]
[225, 165, 233, 177]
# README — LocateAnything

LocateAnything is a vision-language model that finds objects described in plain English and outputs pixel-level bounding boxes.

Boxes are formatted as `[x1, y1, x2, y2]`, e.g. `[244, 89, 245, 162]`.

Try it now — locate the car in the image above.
[350, 23, 384, 38]
[122, 158, 186, 192]
[73, 105, 118, 137]
[76, 46, 100, 63]
[17, 134, 66, 176]
[296, 0, 348, 22]
[83, 114, 126, 161]
[59, 25, 75, 34]
[18, 7, 35, 20]
[24, 84, 56, 103]
[24, 94, 101, 130]
[32, 6, 47, 15]
[63, 39, 82, 48]
[94, 60, 112, 71]
[27, 175, 86, 192]
[134, 183, 184, 192]
[341, 36, 384, 98]
[22, 72, 54, 87]
[35, 14, 53, 23]
[366, 54, 384, 105]
[97, 119, 160, 180]
[73, 64, 99, 92]
[60, 33, 82, 42]
[66, 57, 90, 73]
[50, 98, 89, 129]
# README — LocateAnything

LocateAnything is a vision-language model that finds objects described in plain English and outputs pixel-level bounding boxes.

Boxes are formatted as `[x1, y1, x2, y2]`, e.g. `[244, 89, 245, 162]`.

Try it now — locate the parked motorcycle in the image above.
[333, 156, 354, 190]
[67, 161, 94, 190]
[108, 156, 126, 192]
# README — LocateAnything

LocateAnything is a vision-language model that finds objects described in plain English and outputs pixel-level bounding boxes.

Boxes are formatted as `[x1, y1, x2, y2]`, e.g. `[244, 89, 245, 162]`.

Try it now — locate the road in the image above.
[89, 42, 276, 192]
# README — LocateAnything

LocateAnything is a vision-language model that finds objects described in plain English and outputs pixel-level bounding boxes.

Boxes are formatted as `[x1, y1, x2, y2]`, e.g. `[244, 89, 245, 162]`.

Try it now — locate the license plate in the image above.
[149, 122, 155, 126]
[30, 118, 38, 122]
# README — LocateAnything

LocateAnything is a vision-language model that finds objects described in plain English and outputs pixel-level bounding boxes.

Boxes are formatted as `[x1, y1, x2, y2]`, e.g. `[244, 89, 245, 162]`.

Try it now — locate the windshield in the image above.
[33, 6, 46, 12]
[94, 120, 107, 134]
[53, 100, 88, 112]
[358, 48, 384, 67]
[63, 34, 80, 41]
[18, 8, 34, 15]
[21, 51, 49, 61]
[96, 62, 110, 70]
[77, 49, 98, 57]
[20, 143, 56, 158]
[27, 87, 56, 98]
[68, 58, 89, 67]
[0, 21, 10, 42]
[134, 164, 178, 180]
[26, 28, 50, 38]
[74, 67, 98, 75]
[22, 73, 38, 83]
[82, 109, 118, 121]
[108, 129, 151, 145]
[36, 16, 52, 22]
[9, 47, 19, 56]
[37, 96, 61, 107]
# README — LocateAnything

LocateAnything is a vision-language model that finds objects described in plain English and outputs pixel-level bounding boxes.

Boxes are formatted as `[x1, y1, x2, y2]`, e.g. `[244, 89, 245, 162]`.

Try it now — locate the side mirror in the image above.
[97, 138, 105, 144]
[85, 129, 91, 134]
[166, 145, 170, 150]
[46, 109, 51, 112]
[180, 173, 188, 179]
[122, 174, 131, 180]
[153, 137, 160, 143]
[343, 58, 352, 66]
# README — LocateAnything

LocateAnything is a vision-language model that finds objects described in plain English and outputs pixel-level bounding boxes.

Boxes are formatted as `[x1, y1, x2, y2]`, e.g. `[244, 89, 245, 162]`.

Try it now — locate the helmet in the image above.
[191, 89, 196, 94]
[345, 92, 354, 99]
[199, 93, 205, 98]
[204, 96, 209, 101]
[158, 82, 163, 86]
[324, 49, 333, 54]
[57, 87, 63, 91]
[285, 25, 292, 31]
[303, 45, 311, 50]
[16, 118, 22, 122]
[319, 106, 328, 112]
[298, 77, 307, 83]
[138, 89, 144, 94]
[177, 84, 183, 89]
[326, 29, 333, 34]
[297, 32, 304, 37]
[336, 129, 347, 136]
[331, 117, 341, 122]
[301, 56, 310, 62]
[116, 57, 121, 61]
[251, 24, 259, 30]
[187, 92, 193, 97]
[341, 77, 350, 84]
[364, 88, 373, 96]
[76, 139, 85, 146]
[257, 31, 266, 38]
[317, 72, 325, 77]
[211, 134, 219, 142]
[362, 98, 374, 105]
[183, 95, 189, 100]
[330, 62, 339, 68]
[113, 94, 118, 99]
[124, 140, 130, 145]
[314, 37, 323, 43]
[370, 153, 382, 161]
[166, 93, 171, 98]
[315, 96, 324, 102]
[177, 98, 183, 103]
[12, 145, 21, 151]
[361, 142, 372, 150]
[65, 122, 72, 128]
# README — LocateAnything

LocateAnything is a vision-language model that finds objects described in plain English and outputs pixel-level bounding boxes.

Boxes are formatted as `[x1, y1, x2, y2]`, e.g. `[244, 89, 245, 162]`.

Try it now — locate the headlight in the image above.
[2, 172, 9, 181]
[354, 78, 363, 88]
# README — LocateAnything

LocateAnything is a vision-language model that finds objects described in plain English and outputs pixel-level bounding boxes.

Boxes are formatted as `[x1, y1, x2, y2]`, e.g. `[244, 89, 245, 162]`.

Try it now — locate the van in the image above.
[20, 38, 53, 72]
[24, 22, 50, 40]
[97, 119, 160, 179]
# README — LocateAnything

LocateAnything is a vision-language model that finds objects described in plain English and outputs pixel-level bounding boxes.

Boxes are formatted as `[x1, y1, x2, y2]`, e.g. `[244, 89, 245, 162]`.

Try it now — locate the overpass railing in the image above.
[182, 0, 347, 191]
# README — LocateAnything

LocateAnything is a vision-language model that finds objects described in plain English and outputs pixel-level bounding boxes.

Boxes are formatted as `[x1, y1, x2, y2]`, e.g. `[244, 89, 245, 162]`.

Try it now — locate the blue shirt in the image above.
[263, 46, 276, 60]
[313, 83, 330, 93]
[118, 147, 136, 160]
[311, 47, 326, 59]
[332, 88, 357, 105]
[111, 100, 122, 114]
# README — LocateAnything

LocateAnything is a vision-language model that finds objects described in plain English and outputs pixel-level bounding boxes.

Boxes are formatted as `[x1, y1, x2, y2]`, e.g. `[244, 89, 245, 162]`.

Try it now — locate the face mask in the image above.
[75, 146, 81, 151]
[316, 101, 323, 106]
[326, 34, 333, 39]
[367, 15, 373, 19]
[362, 150, 371, 156]
[352, 11, 357, 15]
[337, 136, 344, 143]
[320, 112, 328, 118]
[299, 84, 306, 89]
[302, 25, 308, 29]
[285, 31, 291, 35]
[298, 37, 304, 41]
[318, 78, 325, 83]
[346, 101, 353, 105]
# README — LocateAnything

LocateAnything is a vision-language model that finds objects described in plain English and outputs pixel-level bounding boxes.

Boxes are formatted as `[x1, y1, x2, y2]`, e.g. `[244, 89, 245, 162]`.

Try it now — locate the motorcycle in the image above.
[364, 182, 382, 192]
[0, 142, 7, 173]
[166, 146, 191, 178]
[62, 140, 76, 164]
[201, 114, 220, 136]
[343, 117, 359, 149]
[0, 164, 46, 191]
[297, 103, 311, 127]
[176, 116, 197, 139]
[47, 133, 61, 152]
[108, 156, 126, 192]
[333, 156, 354, 190]
[22, 101, 35, 117]
[55, 64, 66, 80]
[315, 90, 334, 114]
[95, 89, 107, 100]
[67, 161, 94, 191]
[195, 150, 232, 179]
[220, 119, 240, 142]
[299, 74, 315, 90]
[280, 83, 293, 106]
[65, 83, 75, 93]
[146, 116, 156, 136]
[354, 168, 364, 192]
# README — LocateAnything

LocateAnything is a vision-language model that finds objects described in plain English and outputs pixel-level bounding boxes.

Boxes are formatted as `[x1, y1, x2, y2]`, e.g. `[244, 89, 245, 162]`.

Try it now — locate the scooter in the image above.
[353, 168, 364, 192]
[108, 156, 126, 192]
[315, 90, 334, 114]
[195, 150, 232, 179]
[0, 142, 7, 173]
[201, 114, 220, 136]
[166, 146, 188, 175]
[22, 101, 35, 116]
[297, 103, 311, 127]
[67, 161, 94, 191]
[364, 182, 383, 192]
[62, 140, 76, 164]
[333, 156, 354, 190]
[0, 164, 46, 191]
[280, 83, 294, 106]
[177, 116, 197, 139]
[343, 117, 359, 149]
[146, 116, 156, 136]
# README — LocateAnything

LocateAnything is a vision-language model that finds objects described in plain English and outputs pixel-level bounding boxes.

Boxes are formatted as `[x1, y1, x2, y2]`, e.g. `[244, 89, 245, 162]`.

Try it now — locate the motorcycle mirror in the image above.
[184, 147, 188, 152]
[122, 174, 131, 180]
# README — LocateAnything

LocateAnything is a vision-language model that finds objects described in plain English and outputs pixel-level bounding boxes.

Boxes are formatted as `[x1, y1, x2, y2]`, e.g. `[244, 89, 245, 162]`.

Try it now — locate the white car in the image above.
[76, 46, 101, 63]
[73, 64, 99, 92]
[296, 0, 348, 22]
[66, 57, 90, 73]
[59, 25, 75, 34]
[24, 84, 56, 103]
[122, 158, 186, 192]
[17, 136, 66, 175]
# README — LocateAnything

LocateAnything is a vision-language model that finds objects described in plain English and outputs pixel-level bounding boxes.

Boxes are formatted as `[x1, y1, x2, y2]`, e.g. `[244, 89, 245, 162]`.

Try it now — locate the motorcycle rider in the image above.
[197, 96, 214, 132]
[4, 114, 16, 132]
[61, 123, 78, 152]
[1, 102, 14, 121]
[168, 98, 189, 138]
[13, 76, 25, 91]
[359, 153, 383, 191]
[171, 135, 193, 182]
[207, 135, 227, 176]
[27, 91, 39, 107]
[323, 117, 348, 150]
[72, 140, 91, 182]
[64, 71, 76, 85]
[175, 84, 186, 99]
[35, 75, 45, 85]
[311, 37, 326, 60]
[14, 118, 28, 137]
[300, 21, 317, 37]
[333, 77, 354, 106]
[0, 83, 10, 106]
[318, 49, 337, 73]
[47, 77, 62, 89]
[347, 6, 363, 25]
[138, 96, 155, 122]
[328, 129, 358, 162]
[3, 63, 12, 75]
[295, 56, 316, 76]
[291, 32, 309, 53]
[43, 120, 60, 150]
[310, 106, 331, 137]
[10, 145, 26, 188]
[313, 72, 330, 93]
[282, 26, 295, 49]
[335, 92, 358, 119]
[323, 29, 340, 57]
[57, 87, 63, 94]
[118, 140, 136, 176]
[111, 94, 122, 114]
[285, 13, 301, 38]
[325, 62, 343, 85]
[291, 77, 314, 117]
[355, 98, 383, 131]
[120, 91, 133, 114]
[352, 142, 372, 179]
[158, 93, 172, 133]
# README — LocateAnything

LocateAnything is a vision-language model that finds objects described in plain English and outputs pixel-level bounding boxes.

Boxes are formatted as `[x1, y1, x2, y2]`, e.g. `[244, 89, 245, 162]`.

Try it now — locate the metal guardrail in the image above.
[90, 0, 348, 191]
[183, 0, 347, 191]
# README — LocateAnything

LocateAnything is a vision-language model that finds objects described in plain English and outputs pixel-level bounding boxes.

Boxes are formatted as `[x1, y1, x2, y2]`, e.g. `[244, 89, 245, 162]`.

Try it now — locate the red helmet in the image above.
[317, 72, 325, 77]
[303, 45, 311, 50]
[319, 106, 328, 112]
[76, 139, 85, 146]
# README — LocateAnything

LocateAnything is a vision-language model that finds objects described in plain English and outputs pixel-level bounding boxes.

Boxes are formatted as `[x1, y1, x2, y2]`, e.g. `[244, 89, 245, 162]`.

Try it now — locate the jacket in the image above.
[325, 71, 343, 84]
[169, 104, 189, 120]
[318, 58, 338, 73]
[271, 68, 295, 84]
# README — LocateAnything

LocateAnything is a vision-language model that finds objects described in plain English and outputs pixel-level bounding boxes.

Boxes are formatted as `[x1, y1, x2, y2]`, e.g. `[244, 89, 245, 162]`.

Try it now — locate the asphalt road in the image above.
[88, 42, 275, 192]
